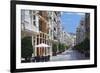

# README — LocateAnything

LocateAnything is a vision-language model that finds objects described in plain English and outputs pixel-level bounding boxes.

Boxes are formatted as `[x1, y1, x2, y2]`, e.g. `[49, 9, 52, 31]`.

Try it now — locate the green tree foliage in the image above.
[74, 38, 90, 51]
[58, 43, 68, 52]
[52, 42, 70, 55]
[21, 37, 33, 59]
[65, 45, 69, 50]
[61, 44, 65, 52]
[58, 43, 62, 52]
[52, 43, 57, 53]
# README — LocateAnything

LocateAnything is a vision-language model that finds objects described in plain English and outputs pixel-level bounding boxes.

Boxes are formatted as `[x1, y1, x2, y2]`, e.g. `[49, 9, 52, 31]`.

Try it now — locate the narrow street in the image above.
[50, 48, 88, 61]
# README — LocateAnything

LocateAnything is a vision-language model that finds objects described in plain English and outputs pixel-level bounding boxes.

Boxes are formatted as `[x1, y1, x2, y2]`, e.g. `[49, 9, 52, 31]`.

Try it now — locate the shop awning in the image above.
[35, 43, 51, 48]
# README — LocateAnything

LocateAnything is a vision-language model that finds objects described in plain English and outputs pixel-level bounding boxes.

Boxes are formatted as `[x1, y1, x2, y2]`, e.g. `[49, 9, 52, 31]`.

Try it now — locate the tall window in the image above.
[32, 15, 36, 26]
[33, 21, 36, 26]
[54, 27, 56, 31]
[33, 15, 35, 20]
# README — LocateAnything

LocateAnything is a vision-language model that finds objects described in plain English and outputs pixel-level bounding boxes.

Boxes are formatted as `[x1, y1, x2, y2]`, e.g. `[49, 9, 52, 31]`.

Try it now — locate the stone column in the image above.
[35, 35, 37, 56]
[32, 35, 34, 57]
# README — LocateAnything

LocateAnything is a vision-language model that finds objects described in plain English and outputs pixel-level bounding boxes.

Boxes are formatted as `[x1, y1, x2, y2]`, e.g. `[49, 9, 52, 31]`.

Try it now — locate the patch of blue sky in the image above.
[60, 12, 85, 33]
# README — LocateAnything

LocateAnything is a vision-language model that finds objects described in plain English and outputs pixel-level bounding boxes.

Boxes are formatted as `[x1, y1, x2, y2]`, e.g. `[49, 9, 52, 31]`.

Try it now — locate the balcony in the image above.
[21, 22, 39, 37]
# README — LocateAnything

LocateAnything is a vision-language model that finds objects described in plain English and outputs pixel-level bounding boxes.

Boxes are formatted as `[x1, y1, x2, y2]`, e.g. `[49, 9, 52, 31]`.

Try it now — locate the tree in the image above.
[65, 45, 69, 50]
[52, 43, 57, 56]
[74, 38, 90, 52]
[58, 43, 67, 53]
[58, 43, 62, 52]
[21, 37, 33, 61]
[61, 44, 66, 52]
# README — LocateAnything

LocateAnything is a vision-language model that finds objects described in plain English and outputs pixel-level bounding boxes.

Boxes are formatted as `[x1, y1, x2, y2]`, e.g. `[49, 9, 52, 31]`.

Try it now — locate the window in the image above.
[54, 27, 56, 31]
[54, 18, 56, 22]
[33, 21, 36, 26]
[33, 15, 35, 20]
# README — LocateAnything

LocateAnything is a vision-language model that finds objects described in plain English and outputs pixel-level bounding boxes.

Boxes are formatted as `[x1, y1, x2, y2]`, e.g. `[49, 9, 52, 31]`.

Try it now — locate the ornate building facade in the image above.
[21, 10, 62, 61]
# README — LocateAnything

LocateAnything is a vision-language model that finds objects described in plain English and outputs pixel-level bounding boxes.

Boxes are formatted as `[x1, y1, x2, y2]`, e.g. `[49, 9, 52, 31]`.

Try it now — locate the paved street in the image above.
[50, 48, 89, 61]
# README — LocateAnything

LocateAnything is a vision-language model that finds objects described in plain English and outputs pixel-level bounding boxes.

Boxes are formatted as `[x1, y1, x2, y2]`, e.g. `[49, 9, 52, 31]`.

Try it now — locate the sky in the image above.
[60, 12, 85, 34]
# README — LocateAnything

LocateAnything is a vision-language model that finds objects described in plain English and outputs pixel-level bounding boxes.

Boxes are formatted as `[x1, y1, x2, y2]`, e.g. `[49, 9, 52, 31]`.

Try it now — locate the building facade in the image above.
[76, 13, 90, 45]
[21, 10, 63, 60]
[21, 10, 39, 38]
[21, 10, 77, 61]
[21, 10, 52, 60]
[85, 13, 90, 39]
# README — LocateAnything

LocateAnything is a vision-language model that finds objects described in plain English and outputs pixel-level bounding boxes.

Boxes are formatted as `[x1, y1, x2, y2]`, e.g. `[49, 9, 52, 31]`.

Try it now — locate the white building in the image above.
[21, 10, 39, 38]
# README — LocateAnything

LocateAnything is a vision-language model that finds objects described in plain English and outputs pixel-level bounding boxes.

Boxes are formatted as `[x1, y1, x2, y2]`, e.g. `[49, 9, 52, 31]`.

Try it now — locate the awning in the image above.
[35, 43, 51, 48]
